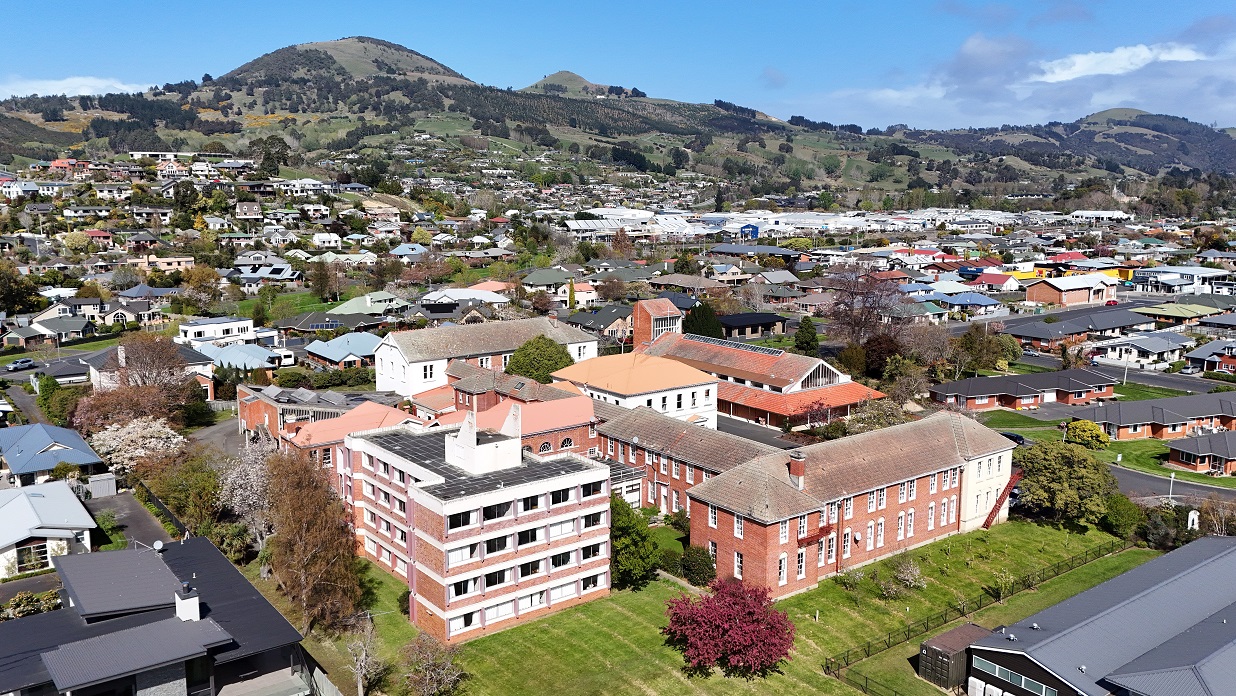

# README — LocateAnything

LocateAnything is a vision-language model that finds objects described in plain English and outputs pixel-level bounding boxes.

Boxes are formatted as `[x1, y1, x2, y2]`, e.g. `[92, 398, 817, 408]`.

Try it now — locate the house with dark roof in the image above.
[687, 412, 1016, 599]
[563, 304, 633, 341]
[716, 312, 788, 339]
[967, 536, 1236, 696]
[930, 369, 1116, 411]
[1073, 392, 1236, 441]
[0, 538, 308, 696]
[270, 311, 384, 336]
[1167, 431, 1236, 474]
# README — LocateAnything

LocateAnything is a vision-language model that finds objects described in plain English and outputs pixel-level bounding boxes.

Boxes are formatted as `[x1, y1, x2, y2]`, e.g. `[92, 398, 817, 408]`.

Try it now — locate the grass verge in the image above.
[1113, 383, 1188, 401]
[1097, 439, 1236, 489]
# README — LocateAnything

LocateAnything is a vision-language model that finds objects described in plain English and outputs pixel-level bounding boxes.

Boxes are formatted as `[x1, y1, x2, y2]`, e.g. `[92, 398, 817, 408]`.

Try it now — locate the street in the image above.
[1018, 353, 1223, 394]
[190, 417, 245, 457]
[1110, 464, 1236, 502]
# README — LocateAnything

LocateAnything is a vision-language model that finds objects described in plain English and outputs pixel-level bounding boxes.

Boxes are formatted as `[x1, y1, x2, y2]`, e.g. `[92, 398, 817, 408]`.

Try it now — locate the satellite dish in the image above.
[153, 540, 164, 551]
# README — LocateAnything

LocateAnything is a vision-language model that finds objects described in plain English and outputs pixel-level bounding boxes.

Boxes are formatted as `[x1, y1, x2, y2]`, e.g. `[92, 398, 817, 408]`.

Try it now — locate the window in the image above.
[897, 512, 905, 541]
[550, 551, 572, 569]
[478, 356, 491, 369]
[708, 504, 717, 528]
[549, 583, 576, 601]
[898, 482, 907, 504]
[485, 536, 508, 555]
[607, 439, 614, 456]
[842, 529, 852, 558]
[778, 554, 787, 585]
[521, 495, 540, 513]
[971, 656, 1058, 696]
[827, 502, 839, 524]
[448, 611, 477, 634]
[583, 512, 603, 529]
[549, 520, 575, 539]
[940, 499, 948, 528]
[484, 599, 514, 622]
[517, 528, 540, 546]
[519, 591, 546, 611]
[796, 548, 806, 579]
[686, 466, 694, 484]
[550, 488, 572, 505]
[844, 497, 854, 519]
[1130, 423, 1142, 433]
[974, 395, 988, 405]
[447, 511, 473, 531]
[582, 574, 601, 592]
[538, 442, 552, 454]
[908, 480, 917, 501]
[582, 481, 603, 498]
[826, 533, 837, 564]
[907, 509, 915, 538]
[708, 541, 717, 560]
[659, 457, 668, 475]
[589, 423, 597, 438]
[867, 493, 877, 513]
[582, 543, 603, 560]
[483, 502, 511, 521]
[672, 461, 680, 479]
[734, 552, 743, 579]
[866, 521, 875, 551]
[423, 364, 435, 380]
[676, 394, 683, 409]
[734, 514, 744, 539]
[876, 518, 885, 548]
[450, 578, 478, 599]
[798, 514, 808, 538]
[950, 496, 957, 524]
[519, 560, 541, 578]
[661, 396, 668, 410]
[950, 469, 958, 488]
[928, 503, 936, 531]
[672, 491, 680, 512]
[878, 489, 887, 509]
[929, 474, 938, 494]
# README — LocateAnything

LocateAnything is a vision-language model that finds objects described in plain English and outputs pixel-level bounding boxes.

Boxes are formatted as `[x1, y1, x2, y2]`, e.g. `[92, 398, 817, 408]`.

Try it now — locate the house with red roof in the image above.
[965, 272, 1020, 293]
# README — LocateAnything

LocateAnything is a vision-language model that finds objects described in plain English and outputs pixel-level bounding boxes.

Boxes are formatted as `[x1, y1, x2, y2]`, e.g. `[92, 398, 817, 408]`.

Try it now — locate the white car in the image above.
[1180, 365, 1202, 375]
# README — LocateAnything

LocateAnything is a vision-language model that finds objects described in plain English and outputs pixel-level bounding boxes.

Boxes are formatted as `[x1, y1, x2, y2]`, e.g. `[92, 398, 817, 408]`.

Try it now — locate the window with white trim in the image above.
[929, 474, 938, 494]
[798, 514, 808, 538]
[909, 479, 917, 500]
[686, 465, 694, 484]
[826, 533, 836, 563]
[907, 509, 915, 537]
[796, 548, 806, 579]
[734, 552, 743, 579]
[518, 591, 546, 611]
[549, 520, 575, 539]
[484, 601, 514, 623]
[950, 495, 957, 524]
[842, 529, 851, 558]
[866, 521, 875, 551]
[876, 518, 885, 548]
[779, 520, 789, 544]
[549, 582, 576, 601]
[844, 497, 853, 519]
[927, 503, 935, 531]
[897, 512, 905, 541]
[898, 482, 908, 504]
[448, 611, 477, 634]
[878, 488, 887, 509]
[708, 541, 716, 560]
[777, 553, 787, 585]
[867, 493, 877, 513]
[734, 514, 744, 539]
[708, 504, 717, 528]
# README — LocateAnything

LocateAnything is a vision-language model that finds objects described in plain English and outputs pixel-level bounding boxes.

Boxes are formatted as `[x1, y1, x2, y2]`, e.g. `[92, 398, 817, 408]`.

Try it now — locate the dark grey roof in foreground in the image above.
[971, 536, 1236, 696]
[42, 617, 231, 691]
[930, 368, 1114, 398]
[1168, 431, 1236, 459]
[54, 548, 182, 619]
[1074, 392, 1236, 427]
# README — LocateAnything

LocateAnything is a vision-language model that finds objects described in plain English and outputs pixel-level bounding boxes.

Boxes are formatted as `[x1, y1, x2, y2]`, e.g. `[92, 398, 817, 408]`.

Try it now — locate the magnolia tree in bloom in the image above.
[89, 417, 186, 482]
[217, 434, 277, 573]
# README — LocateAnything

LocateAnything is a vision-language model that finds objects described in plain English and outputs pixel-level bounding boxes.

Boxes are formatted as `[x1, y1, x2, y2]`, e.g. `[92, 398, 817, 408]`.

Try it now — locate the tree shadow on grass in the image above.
[355, 560, 381, 612]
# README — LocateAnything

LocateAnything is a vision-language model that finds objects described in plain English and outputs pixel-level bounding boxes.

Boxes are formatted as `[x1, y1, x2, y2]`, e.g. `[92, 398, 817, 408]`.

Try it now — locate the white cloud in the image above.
[0, 76, 148, 99]
[1033, 43, 1206, 83]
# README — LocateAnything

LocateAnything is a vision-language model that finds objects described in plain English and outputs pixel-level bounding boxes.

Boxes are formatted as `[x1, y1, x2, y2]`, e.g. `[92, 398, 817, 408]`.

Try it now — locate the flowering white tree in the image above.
[89, 417, 186, 481]
[217, 434, 277, 574]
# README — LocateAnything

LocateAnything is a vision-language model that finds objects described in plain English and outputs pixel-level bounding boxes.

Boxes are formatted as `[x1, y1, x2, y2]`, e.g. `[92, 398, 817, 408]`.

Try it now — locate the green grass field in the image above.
[236, 290, 343, 318]
[845, 548, 1159, 695]
[1098, 439, 1236, 489]
[458, 521, 1122, 696]
[1113, 383, 1188, 401]
[650, 526, 687, 553]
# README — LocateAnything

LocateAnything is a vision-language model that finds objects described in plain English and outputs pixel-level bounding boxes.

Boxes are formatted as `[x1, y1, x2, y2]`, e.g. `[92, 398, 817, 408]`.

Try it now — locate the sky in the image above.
[4, 1, 1236, 130]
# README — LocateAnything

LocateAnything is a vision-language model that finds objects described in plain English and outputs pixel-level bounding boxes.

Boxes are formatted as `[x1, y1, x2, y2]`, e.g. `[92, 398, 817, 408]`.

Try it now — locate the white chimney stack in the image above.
[175, 582, 200, 621]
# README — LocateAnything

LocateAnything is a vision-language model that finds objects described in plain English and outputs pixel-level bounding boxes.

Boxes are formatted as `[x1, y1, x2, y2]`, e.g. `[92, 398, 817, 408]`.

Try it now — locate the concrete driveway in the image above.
[190, 417, 244, 457]
[85, 492, 174, 548]
[7, 385, 45, 423]
[0, 571, 60, 603]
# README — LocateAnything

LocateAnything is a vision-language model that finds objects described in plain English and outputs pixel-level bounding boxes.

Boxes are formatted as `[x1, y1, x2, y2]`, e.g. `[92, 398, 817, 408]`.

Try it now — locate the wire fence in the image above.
[823, 538, 1131, 676]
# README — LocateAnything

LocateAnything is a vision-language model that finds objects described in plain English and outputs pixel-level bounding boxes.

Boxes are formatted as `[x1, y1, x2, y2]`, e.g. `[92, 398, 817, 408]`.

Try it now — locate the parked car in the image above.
[1105, 300, 1119, 306]
[1000, 432, 1028, 447]
[1180, 365, 1202, 375]
[5, 358, 36, 372]
[1023, 348, 1039, 356]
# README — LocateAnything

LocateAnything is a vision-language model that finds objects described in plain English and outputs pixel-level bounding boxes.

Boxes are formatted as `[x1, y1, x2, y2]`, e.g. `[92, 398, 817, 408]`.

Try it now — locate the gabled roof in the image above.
[931, 368, 1115, 398]
[305, 332, 382, 363]
[0, 424, 102, 475]
[552, 353, 716, 395]
[0, 481, 95, 549]
[596, 405, 779, 474]
[1075, 392, 1236, 427]
[382, 318, 594, 363]
[287, 400, 414, 446]
[639, 332, 825, 388]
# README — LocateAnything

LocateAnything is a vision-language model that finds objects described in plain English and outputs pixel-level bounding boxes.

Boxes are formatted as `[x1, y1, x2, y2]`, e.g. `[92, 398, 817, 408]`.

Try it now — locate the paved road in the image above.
[1110, 464, 1236, 502]
[1018, 353, 1221, 394]
[85, 492, 174, 548]
[7, 385, 45, 423]
[0, 572, 60, 603]
[189, 417, 245, 457]
[717, 415, 797, 449]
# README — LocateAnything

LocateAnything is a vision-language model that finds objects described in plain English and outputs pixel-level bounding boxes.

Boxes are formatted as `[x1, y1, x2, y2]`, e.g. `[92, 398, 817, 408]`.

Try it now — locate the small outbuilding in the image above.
[918, 622, 993, 689]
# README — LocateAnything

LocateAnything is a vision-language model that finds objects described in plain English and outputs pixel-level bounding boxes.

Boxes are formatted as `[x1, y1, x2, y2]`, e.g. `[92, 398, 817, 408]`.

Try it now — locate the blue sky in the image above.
[4, 1, 1236, 129]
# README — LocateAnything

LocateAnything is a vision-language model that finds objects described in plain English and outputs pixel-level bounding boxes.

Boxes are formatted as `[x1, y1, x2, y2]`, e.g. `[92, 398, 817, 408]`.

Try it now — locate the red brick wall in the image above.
[631, 302, 655, 348]
[237, 385, 279, 435]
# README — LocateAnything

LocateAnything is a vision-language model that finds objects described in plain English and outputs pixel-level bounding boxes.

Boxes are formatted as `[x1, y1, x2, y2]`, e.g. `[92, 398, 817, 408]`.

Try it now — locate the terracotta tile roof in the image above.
[467, 280, 515, 293]
[432, 396, 596, 435]
[596, 406, 779, 473]
[446, 360, 579, 402]
[639, 333, 823, 388]
[551, 353, 716, 395]
[408, 384, 456, 412]
[636, 298, 683, 318]
[689, 412, 1014, 523]
[286, 401, 415, 447]
[383, 318, 594, 363]
[715, 380, 884, 417]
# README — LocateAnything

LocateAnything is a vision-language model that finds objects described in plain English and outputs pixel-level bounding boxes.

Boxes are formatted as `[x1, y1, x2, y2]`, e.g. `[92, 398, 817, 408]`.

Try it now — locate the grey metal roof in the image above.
[1075, 393, 1236, 427]
[54, 548, 182, 619]
[1168, 431, 1236, 459]
[971, 536, 1236, 696]
[42, 617, 231, 691]
[930, 368, 1115, 398]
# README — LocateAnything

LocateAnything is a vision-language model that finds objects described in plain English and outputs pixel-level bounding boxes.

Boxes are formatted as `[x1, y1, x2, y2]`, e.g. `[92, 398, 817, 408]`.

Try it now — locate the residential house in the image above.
[1132, 303, 1224, 326]
[0, 424, 105, 487]
[1167, 432, 1236, 475]
[1132, 265, 1230, 294]
[1073, 392, 1236, 441]
[717, 313, 788, 340]
[563, 305, 633, 341]
[329, 291, 412, 317]
[175, 317, 274, 349]
[0, 481, 95, 579]
[930, 369, 1116, 411]
[311, 232, 342, 249]
[305, 332, 382, 369]
[237, 384, 404, 439]
[1024, 274, 1117, 306]
[1091, 330, 1195, 369]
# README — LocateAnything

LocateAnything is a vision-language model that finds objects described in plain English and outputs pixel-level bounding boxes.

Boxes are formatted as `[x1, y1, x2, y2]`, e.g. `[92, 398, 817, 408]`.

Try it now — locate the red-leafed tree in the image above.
[662, 578, 796, 679]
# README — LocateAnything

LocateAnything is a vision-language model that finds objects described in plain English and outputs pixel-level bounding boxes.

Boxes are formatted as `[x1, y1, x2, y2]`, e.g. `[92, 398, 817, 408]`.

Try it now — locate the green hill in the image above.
[221, 36, 473, 85]
[522, 71, 609, 98]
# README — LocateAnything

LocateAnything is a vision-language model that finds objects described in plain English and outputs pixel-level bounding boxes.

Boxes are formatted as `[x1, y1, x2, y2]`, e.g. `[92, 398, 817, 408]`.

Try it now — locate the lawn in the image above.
[650, 525, 687, 553]
[845, 548, 1160, 696]
[1113, 383, 1188, 401]
[458, 520, 1124, 696]
[752, 335, 796, 350]
[1097, 439, 1236, 490]
[975, 410, 1059, 431]
[241, 559, 417, 696]
[237, 290, 343, 317]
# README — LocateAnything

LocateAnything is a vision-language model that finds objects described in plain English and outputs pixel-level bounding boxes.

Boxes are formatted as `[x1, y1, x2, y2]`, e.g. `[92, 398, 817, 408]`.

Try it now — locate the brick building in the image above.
[930, 369, 1115, 411]
[1024, 274, 1117, 306]
[685, 413, 1015, 599]
[341, 412, 612, 643]
[237, 384, 405, 438]
[1075, 392, 1236, 441]
[1167, 431, 1236, 475]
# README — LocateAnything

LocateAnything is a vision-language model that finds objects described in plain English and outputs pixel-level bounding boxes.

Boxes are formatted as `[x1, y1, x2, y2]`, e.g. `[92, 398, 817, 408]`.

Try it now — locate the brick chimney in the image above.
[788, 450, 806, 490]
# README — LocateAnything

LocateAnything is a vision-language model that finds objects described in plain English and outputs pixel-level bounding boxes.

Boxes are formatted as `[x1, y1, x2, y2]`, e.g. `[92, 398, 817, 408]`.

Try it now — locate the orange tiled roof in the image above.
[432, 396, 595, 435]
[640, 333, 821, 388]
[636, 298, 683, 318]
[552, 353, 716, 395]
[716, 380, 883, 417]
[286, 400, 415, 447]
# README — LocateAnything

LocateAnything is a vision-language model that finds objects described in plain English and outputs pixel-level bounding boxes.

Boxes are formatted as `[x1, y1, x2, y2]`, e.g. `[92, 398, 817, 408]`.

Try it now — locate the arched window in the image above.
[560, 437, 574, 449]
[522, 446, 532, 453]
[538, 442, 552, 454]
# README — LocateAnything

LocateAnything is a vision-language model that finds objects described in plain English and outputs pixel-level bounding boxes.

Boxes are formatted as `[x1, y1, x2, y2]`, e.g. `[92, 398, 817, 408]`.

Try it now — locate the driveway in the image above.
[190, 417, 244, 457]
[0, 571, 60, 603]
[85, 492, 173, 548]
[717, 415, 798, 449]
[7, 385, 45, 423]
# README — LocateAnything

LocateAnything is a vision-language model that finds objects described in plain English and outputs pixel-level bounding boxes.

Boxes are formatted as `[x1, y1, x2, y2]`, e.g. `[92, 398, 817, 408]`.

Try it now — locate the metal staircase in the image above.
[982, 470, 1023, 530]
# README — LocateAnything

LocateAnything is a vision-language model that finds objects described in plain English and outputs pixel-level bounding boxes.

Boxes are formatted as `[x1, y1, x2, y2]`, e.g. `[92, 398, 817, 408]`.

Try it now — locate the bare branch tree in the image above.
[401, 634, 468, 696]
[345, 617, 388, 696]
[824, 265, 904, 343]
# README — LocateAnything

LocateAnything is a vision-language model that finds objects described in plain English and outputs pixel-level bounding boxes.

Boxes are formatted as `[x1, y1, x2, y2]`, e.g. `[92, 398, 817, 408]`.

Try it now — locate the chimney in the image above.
[175, 581, 200, 621]
[116, 345, 126, 368]
[788, 450, 806, 490]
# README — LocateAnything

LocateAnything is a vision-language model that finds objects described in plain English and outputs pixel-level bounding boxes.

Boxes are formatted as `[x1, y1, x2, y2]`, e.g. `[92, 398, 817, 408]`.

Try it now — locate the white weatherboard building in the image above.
[0, 481, 95, 579]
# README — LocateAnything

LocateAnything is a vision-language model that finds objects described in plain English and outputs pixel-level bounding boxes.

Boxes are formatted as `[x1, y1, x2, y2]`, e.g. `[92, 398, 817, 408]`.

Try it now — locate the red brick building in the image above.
[686, 413, 1016, 599]
[930, 369, 1115, 411]
[1024, 274, 1117, 306]
[1167, 432, 1236, 474]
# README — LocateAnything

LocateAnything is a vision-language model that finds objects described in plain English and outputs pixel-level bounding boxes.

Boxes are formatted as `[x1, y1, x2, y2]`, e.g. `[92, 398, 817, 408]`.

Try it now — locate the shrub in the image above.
[835, 568, 865, 591]
[1066, 419, 1109, 449]
[275, 369, 312, 388]
[890, 553, 927, 589]
[1102, 493, 1145, 539]
[877, 579, 905, 600]
[680, 545, 716, 587]
[816, 420, 848, 440]
[667, 508, 690, 535]
[658, 548, 682, 576]
[398, 588, 411, 616]
[663, 578, 796, 678]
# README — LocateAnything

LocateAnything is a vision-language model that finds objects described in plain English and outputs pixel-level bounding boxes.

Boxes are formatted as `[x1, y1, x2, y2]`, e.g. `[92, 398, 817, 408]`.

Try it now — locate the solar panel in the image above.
[683, 333, 784, 356]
